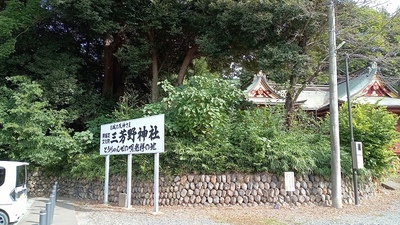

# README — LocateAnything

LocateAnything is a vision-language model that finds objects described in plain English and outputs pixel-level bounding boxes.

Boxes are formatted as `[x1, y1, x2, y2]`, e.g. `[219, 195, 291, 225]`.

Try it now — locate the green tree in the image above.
[0, 0, 46, 59]
[337, 1, 400, 75]
[0, 76, 79, 170]
[256, 0, 328, 128]
[145, 58, 245, 139]
[256, 1, 400, 129]
[48, 0, 277, 102]
[1, 0, 114, 131]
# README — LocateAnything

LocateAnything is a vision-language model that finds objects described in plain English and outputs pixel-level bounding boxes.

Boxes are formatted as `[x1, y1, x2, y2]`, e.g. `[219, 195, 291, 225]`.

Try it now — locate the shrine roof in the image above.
[244, 71, 284, 100]
[311, 63, 399, 109]
[354, 96, 400, 106]
[297, 85, 330, 110]
[338, 63, 399, 101]
[337, 67, 377, 101]
[243, 63, 400, 111]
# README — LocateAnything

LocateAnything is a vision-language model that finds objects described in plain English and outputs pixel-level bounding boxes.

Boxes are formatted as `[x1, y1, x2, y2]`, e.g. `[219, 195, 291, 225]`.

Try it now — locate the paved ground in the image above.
[16, 197, 78, 225]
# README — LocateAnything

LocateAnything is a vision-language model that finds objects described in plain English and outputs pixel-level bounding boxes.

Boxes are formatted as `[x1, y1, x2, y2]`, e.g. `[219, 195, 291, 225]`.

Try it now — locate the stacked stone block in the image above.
[28, 172, 376, 207]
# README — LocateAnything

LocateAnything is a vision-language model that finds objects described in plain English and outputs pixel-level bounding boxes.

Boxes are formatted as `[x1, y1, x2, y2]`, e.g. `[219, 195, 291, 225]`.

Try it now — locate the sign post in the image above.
[154, 153, 160, 213]
[100, 114, 164, 211]
[127, 154, 132, 208]
[104, 155, 110, 204]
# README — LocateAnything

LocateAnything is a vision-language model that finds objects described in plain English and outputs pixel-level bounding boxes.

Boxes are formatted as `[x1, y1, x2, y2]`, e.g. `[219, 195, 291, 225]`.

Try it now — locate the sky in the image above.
[372, 0, 400, 14]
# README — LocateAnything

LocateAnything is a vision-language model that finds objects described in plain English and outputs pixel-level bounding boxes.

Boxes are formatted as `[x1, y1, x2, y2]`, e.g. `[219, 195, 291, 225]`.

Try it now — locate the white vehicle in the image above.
[0, 161, 29, 225]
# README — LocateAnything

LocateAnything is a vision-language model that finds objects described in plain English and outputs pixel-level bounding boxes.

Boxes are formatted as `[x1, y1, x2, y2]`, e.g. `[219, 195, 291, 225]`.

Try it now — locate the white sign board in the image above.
[284, 171, 295, 192]
[351, 141, 364, 169]
[100, 114, 164, 155]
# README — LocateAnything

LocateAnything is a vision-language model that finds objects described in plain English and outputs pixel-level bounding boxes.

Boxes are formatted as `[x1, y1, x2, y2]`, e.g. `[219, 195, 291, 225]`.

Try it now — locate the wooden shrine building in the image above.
[244, 62, 400, 155]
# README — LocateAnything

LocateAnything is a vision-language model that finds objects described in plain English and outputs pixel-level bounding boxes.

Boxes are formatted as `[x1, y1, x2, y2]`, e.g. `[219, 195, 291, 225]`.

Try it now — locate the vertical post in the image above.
[53, 184, 57, 202]
[51, 189, 56, 208]
[328, 0, 342, 209]
[39, 210, 46, 225]
[50, 193, 55, 224]
[154, 153, 160, 213]
[54, 182, 58, 201]
[127, 154, 132, 208]
[345, 55, 359, 205]
[52, 188, 56, 205]
[104, 155, 110, 205]
[45, 201, 51, 225]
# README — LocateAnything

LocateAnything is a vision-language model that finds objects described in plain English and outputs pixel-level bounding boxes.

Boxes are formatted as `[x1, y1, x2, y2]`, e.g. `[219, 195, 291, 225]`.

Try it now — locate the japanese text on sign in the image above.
[100, 114, 164, 155]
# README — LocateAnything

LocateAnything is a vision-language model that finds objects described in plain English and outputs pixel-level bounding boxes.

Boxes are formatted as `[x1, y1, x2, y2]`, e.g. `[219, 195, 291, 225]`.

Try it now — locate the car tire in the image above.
[0, 211, 9, 225]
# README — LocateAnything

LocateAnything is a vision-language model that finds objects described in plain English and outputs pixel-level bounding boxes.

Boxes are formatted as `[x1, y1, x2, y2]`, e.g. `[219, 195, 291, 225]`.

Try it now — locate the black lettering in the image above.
[149, 125, 160, 140]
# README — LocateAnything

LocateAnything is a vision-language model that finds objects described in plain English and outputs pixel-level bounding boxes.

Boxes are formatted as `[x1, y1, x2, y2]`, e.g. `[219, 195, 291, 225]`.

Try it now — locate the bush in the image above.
[161, 105, 331, 176]
[155, 75, 244, 139]
[68, 63, 399, 182]
[0, 76, 78, 171]
[338, 103, 399, 179]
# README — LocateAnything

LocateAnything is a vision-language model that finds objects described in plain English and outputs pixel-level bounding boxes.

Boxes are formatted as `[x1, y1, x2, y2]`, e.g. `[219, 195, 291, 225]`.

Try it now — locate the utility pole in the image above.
[328, 0, 342, 209]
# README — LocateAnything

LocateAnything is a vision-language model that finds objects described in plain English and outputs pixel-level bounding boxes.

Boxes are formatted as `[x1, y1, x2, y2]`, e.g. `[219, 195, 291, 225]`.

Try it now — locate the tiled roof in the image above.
[244, 63, 400, 111]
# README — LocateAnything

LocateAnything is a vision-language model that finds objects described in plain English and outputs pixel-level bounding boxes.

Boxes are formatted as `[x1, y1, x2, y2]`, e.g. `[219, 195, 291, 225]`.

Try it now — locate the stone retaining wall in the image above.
[28, 172, 376, 207]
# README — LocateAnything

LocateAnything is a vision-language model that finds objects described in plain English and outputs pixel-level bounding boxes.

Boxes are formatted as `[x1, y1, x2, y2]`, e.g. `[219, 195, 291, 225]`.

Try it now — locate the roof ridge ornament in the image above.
[367, 62, 377, 75]
[371, 61, 377, 69]
[253, 70, 265, 81]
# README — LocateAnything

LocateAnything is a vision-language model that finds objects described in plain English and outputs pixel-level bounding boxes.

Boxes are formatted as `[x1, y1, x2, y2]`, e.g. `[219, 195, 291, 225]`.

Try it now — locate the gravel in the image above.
[74, 187, 400, 225]
[75, 204, 231, 225]
[293, 201, 400, 225]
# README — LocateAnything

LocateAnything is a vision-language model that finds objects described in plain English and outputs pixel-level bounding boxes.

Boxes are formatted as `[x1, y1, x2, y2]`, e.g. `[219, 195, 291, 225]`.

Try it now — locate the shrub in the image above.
[155, 75, 244, 139]
[338, 103, 399, 179]
[0, 76, 78, 171]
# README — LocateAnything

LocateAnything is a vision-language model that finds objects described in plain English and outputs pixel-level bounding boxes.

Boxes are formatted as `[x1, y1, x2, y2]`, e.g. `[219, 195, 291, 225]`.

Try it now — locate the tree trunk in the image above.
[102, 32, 125, 98]
[284, 90, 295, 129]
[149, 29, 159, 103]
[112, 33, 125, 98]
[284, 73, 299, 129]
[177, 44, 198, 86]
[102, 33, 114, 95]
